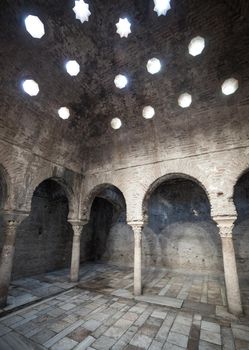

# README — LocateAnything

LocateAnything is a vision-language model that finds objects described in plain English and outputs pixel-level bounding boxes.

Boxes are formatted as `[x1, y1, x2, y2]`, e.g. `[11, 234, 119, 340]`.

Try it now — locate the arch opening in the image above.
[143, 176, 222, 273]
[81, 185, 133, 267]
[233, 170, 249, 315]
[12, 178, 73, 279]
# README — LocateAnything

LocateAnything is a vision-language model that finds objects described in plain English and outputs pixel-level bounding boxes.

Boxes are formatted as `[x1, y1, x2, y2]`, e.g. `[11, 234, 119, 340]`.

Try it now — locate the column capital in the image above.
[69, 219, 88, 226]
[213, 215, 237, 238]
[3, 211, 29, 226]
[69, 220, 87, 236]
[128, 221, 144, 232]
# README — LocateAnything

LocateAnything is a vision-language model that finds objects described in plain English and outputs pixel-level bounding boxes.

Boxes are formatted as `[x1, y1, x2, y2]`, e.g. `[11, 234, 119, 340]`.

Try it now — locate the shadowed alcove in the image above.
[233, 170, 249, 315]
[143, 176, 222, 273]
[0, 165, 8, 257]
[13, 178, 73, 279]
[80, 185, 133, 266]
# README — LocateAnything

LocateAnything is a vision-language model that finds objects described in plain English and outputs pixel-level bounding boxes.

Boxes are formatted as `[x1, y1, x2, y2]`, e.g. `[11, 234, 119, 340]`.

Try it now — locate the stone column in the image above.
[215, 216, 243, 316]
[69, 221, 85, 282]
[0, 215, 23, 307]
[129, 221, 143, 296]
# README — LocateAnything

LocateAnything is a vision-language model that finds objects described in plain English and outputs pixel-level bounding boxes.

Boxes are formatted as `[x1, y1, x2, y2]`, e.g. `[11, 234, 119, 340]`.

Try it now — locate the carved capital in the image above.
[69, 220, 87, 236]
[128, 221, 143, 238]
[213, 215, 236, 238]
[4, 211, 28, 229]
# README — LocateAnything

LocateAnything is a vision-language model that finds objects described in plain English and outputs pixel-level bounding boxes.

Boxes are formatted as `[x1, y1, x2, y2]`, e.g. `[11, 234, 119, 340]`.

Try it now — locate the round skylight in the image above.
[147, 58, 161, 74]
[188, 36, 205, 56]
[143, 106, 155, 119]
[65, 60, 80, 76]
[22, 79, 39, 96]
[111, 118, 122, 130]
[24, 15, 45, 39]
[116, 18, 131, 38]
[58, 107, 70, 120]
[221, 78, 239, 96]
[153, 0, 171, 16]
[73, 0, 91, 23]
[114, 75, 128, 89]
[178, 93, 192, 108]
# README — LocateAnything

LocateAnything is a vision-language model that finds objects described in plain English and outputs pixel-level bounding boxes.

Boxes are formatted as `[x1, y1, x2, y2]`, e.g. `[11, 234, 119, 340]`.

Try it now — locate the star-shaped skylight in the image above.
[116, 18, 131, 38]
[73, 0, 91, 23]
[24, 15, 45, 39]
[154, 0, 171, 16]
[22, 79, 39, 96]
[111, 118, 122, 130]
[221, 78, 239, 96]
[188, 36, 205, 56]
[58, 107, 70, 120]
[114, 75, 128, 89]
[178, 93, 192, 108]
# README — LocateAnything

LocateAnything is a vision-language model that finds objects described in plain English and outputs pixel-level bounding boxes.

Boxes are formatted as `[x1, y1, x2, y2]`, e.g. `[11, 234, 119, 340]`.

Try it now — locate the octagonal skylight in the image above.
[153, 0, 171, 16]
[147, 58, 161, 74]
[58, 107, 70, 120]
[116, 18, 131, 38]
[24, 15, 45, 39]
[178, 93, 192, 108]
[111, 118, 122, 129]
[143, 106, 155, 119]
[188, 36, 205, 56]
[114, 74, 128, 89]
[73, 0, 91, 23]
[65, 60, 80, 76]
[22, 79, 39, 96]
[221, 78, 239, 95]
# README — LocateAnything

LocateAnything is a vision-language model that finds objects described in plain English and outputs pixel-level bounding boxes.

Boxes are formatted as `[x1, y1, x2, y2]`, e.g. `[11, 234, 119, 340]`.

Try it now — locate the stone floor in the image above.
[0, 287, 249, 350]
[0, 271, 78, 314]
[0, 263, 228, 316]
[0, 263, 248, 349]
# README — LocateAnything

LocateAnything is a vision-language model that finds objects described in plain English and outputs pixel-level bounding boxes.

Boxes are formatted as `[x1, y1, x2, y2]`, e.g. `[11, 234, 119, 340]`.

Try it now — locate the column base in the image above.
[134, 288, 142, 297]
[228, 302, 243, 317]
[70, 275, 79, 283]
[0, 286, 8, 308]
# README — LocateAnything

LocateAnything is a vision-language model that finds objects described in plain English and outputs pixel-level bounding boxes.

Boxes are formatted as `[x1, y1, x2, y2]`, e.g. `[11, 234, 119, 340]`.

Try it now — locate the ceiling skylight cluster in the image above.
[21, 2, 240, 127]
[73, 0, 91, 23]
[24, 15, 45, 39]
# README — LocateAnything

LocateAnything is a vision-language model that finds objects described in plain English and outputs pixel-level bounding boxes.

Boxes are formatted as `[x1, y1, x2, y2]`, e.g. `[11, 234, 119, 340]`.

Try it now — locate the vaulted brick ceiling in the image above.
[0, 0, 249, 171]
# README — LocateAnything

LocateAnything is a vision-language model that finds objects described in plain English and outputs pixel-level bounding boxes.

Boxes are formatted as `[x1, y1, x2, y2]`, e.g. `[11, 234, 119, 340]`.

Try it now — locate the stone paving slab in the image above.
[135, 295, 183, 309]
[0, 331, 46, 349]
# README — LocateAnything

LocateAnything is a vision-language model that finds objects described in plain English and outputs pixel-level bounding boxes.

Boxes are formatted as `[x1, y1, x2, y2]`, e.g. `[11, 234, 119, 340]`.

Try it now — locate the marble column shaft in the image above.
[130, 222, 143, 296]
[216, 216, 243, 316]
[70, 222, 84, 282]
[0, 218, 19, 307]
